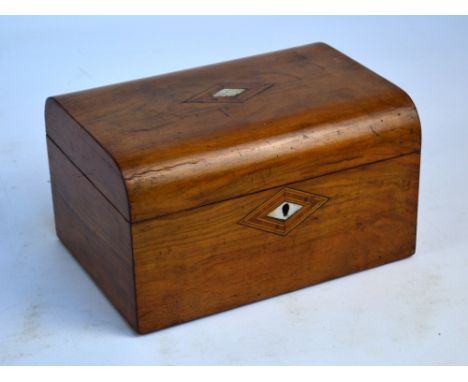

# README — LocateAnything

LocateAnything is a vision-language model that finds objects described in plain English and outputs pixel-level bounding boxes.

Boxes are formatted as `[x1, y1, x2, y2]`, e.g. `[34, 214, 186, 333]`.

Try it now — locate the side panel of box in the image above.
[45, 98, 130, 220]
[47, 138, 137, 330]
[133, 153, 419, 333]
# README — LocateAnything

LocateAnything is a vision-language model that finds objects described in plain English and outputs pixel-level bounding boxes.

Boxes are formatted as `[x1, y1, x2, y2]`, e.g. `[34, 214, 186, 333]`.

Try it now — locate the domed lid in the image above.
[46, 42, 420, 222]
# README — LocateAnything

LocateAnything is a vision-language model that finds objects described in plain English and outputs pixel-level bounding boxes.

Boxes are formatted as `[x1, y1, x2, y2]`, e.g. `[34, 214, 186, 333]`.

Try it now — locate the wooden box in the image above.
[45, 43, 421, 334]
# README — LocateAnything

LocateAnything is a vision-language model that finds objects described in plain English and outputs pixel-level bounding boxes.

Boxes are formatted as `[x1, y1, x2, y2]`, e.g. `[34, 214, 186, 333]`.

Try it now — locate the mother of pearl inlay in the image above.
[267, 201, 303, 221]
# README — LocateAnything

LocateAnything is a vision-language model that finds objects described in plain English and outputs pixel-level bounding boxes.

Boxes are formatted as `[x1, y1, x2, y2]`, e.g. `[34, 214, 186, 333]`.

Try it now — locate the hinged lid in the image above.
[45, 43, 421, 223]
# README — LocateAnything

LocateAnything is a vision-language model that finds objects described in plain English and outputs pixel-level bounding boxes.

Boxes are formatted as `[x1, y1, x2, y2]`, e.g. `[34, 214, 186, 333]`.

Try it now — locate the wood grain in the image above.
[45, 42, 422, 334]
[47, 138, 136, 329]
[133, 153, 420, 333]
[46, 42, 421, 222]
[46, 98, 130, 220]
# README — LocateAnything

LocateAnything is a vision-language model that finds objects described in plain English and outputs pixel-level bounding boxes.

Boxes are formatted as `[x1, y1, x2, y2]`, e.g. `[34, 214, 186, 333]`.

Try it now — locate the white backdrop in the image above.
[1, 16, 467, 365]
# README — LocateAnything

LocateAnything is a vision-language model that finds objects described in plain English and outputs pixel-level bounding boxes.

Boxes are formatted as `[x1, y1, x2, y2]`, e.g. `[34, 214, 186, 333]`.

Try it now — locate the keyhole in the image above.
[282, 203, 290, 217]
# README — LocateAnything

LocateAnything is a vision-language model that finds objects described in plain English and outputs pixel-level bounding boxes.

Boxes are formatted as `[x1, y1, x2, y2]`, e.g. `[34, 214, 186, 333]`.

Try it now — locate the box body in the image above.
[45, 43, 421, 333]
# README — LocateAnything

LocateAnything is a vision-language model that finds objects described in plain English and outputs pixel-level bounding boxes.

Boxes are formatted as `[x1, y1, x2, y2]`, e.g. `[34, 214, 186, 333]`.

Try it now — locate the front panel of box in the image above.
[132, 153, 419, 333]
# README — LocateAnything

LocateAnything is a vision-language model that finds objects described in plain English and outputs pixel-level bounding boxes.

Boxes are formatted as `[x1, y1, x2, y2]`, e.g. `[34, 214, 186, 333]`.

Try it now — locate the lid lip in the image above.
[129, 153, 421, 225]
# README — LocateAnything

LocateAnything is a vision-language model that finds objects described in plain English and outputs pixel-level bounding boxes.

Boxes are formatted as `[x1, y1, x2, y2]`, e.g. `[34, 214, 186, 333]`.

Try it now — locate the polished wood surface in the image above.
[133, 153, 419, 333]
[47, 139, 136, 328]
[46, 42, 420, 222]
[45, 42, 421, 333]
[46, 98, 130, 220]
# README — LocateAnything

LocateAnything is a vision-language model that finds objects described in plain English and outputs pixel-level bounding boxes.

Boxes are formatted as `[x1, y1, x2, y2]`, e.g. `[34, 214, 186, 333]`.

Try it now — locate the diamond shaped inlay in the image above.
[213, 88, 246, 98]
[184, 82, 273, 103]
[239, 188, 328, 236]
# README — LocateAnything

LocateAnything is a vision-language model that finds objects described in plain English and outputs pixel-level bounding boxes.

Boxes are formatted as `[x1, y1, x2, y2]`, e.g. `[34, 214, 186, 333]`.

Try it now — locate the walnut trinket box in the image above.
[45, 43, 421, 333]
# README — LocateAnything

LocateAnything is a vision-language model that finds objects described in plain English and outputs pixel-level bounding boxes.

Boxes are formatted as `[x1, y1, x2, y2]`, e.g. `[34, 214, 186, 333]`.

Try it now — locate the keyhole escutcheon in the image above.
[282, 203, 290, 217]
